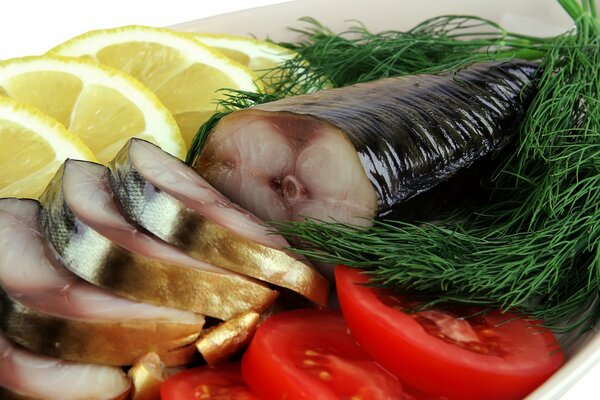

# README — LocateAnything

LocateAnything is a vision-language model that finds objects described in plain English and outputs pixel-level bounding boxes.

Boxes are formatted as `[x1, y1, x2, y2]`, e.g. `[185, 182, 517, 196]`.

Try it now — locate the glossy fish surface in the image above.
[194, 61, 538, 224]
[109, 138, 329, 307]
[0, 198, 203, 366]
[39, 159, 277, 320]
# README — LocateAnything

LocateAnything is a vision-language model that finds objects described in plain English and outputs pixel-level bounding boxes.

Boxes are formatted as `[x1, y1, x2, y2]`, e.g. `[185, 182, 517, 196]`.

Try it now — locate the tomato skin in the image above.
[335, 265, 564, 400]
[241, 309, 405, 400]
[160, 363, 257, 400]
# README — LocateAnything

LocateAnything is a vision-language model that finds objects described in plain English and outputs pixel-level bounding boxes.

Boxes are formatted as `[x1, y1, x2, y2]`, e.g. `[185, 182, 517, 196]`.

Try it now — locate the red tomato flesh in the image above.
[336, 265, 564, 400]
[241, 308, 406, 400]
[160, 363, 257, 400]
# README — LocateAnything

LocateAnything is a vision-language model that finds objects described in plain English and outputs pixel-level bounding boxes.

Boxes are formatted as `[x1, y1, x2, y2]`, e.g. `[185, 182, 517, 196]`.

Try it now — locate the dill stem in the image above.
[495, 48, 547, 61]
[559, 0, 585, 20]
[186, 1, 600, 340]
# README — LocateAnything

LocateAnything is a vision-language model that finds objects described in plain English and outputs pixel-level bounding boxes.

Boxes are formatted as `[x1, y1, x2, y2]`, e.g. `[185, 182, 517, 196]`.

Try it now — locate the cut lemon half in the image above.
[0, 96, 96, 198]
[0, 55, 184, 164]
[194, 33, 297, 76]
[49, 25, 260, 148]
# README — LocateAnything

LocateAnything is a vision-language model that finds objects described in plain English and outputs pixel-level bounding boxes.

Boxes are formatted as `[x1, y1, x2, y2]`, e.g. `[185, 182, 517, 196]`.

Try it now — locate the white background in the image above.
[0, 0, 289, 59]
[1, 1, 597, 399]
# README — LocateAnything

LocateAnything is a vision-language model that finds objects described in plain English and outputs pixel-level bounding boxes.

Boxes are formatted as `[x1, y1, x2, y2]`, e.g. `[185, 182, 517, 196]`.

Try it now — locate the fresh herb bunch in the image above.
[187, 11, 552, 163]
[275, 0, 600, 337]
[188, 0, 600, 336]
[272, 15, 549, 95]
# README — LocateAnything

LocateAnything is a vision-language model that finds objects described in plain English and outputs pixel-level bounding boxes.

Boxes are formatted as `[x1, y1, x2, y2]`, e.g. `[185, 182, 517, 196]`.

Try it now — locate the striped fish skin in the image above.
[0, 289, 201, 366]
[0, 199, 201, 322]
[38, 160, 277, 320]
[109, 138, 329, 307]
[0, 198, 203, 366]
[0, 332, 130, 400]
[195, 61, 538, 223]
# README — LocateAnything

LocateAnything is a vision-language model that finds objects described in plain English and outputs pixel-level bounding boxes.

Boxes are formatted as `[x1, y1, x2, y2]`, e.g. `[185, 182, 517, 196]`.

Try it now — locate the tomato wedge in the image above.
[336, 265, 564, 400]
[160, 363, 257, 400]
[241, 308, 405, 400]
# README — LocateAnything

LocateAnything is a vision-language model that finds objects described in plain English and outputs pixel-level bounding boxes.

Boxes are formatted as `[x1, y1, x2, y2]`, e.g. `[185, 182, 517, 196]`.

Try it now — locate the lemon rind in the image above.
[48, 25, 260, 92]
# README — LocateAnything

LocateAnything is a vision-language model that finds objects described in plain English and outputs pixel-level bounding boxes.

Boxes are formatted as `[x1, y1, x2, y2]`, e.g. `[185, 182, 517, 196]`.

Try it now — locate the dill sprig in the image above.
[274, 0, 600, 336]
[186, 0, 600, 337]
[187, 14, 552, 163]
[270, 15, 550, 95]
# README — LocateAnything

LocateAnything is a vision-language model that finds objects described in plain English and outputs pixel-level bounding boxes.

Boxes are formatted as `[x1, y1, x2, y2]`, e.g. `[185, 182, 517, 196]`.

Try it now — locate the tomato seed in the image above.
[193, 384, 211, 399]
[319, 371, 333, 381]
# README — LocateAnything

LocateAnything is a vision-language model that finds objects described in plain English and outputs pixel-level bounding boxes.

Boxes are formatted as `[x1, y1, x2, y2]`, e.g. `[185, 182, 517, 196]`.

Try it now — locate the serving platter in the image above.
[170, 1, 599, 399]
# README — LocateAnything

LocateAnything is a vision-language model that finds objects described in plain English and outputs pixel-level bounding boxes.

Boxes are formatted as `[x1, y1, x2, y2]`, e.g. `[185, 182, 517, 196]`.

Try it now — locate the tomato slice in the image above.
[160, 363, 257, 400]
[241, 308, 405, 400]
[335, 265, 564, 400]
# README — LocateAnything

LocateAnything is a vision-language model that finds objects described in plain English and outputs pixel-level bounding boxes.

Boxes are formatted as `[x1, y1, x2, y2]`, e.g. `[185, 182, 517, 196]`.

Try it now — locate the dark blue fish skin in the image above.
[253, 61, 538, 216]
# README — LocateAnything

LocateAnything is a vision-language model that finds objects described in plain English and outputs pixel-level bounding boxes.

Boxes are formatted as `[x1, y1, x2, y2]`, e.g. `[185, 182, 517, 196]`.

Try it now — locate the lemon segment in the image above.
[1, 71, 83, 127]
[0, 96, 95, 198]
[48, 25, 260, 148]
[70, 84, 146, 162]
[0, 55, 184, 163]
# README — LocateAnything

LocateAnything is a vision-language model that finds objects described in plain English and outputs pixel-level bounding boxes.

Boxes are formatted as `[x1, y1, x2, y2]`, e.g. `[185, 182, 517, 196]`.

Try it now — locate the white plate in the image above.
[171, 1, 599, 399]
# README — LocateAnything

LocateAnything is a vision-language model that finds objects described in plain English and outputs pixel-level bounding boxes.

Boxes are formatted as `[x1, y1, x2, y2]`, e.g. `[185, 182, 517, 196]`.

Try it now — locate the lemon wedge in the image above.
[194, 33, 297, 76]
[0, 55, 184, 164]
[49, 25, 260, 148]
[0, 95, 96, 198]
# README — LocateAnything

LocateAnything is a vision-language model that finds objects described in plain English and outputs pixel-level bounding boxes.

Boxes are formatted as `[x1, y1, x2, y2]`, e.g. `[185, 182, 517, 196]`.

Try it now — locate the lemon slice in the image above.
[194, 33, 297, 75]
[49, 25, 260, 148]
[0, 55, 184, 164]
[0, 96, 96, 198]
[195, 33, 322, 95]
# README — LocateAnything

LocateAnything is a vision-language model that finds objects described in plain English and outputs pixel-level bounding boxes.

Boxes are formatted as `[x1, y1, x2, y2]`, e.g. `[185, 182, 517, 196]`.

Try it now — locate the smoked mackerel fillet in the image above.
[194, 61, 538, 225]
[109, 138, 329, 307]
[0, 198, 204, 367]
[38, 160, 277, 320]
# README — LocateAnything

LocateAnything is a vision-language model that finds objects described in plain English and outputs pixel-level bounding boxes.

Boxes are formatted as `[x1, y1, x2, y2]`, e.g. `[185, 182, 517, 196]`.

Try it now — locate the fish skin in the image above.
[39, 160, 278, 320]
[195, 310, 260, 365]
[0, 198, 203, 367]
[252, 61, 538, 215]
[0, 286, 201, 367]
[127, 353, 167, 400]
[195, 61, 538, 220]
[109, 138, 329, 307]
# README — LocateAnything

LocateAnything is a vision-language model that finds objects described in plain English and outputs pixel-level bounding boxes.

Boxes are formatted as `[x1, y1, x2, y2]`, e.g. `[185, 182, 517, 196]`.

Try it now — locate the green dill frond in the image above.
[273, 3, 600, 338]
[270, 15, 550, 93]
[186, 0, 600, 340]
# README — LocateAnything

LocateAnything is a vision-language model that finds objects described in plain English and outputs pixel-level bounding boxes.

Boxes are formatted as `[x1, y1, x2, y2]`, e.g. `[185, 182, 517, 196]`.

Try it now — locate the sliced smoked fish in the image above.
[0, 198, 203, 366]
[109, 138, 329, 307]
[193, 61, 538, 225]
[39, 160, 278, 320]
